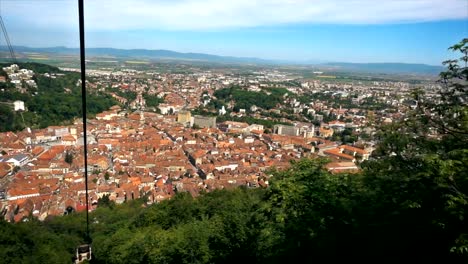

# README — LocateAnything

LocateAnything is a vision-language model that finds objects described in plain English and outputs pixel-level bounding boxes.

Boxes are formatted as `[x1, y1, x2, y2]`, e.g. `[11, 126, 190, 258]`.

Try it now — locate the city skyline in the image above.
[1, 0, 467, 65]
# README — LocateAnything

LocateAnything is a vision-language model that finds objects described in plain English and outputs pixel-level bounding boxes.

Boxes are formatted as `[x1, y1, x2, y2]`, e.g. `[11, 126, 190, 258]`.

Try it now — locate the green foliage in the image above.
[14, 62, 62, 74]
[107, 87, 137, 102]
[97, 194, 114, 208]
[64, 151, 73, 165]
[0, 63, 117, 131]
[432, 38, 468, 146]
[259, 159, 367, 262]
[214, 86, 285, 111]
[143, 94, 164, 108]
[363, 38, 468, 261]
[330, 128, 358, 143]
[0, 219, 76, 263]
[0, 104, 16, 131]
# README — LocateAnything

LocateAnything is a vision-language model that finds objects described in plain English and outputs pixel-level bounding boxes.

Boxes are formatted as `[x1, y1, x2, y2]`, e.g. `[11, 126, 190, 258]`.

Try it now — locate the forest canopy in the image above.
[0, 62, 116, 131]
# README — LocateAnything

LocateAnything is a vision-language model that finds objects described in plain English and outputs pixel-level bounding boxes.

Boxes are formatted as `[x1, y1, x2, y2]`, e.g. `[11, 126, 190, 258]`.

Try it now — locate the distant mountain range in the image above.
[2, 46, 444, 75]
[7, 46, 275, 64]
[322, 62, 444, 75]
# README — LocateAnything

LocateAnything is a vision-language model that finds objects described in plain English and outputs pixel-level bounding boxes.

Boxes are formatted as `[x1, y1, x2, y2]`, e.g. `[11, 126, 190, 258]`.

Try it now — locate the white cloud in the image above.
[3, 0, 467, 31]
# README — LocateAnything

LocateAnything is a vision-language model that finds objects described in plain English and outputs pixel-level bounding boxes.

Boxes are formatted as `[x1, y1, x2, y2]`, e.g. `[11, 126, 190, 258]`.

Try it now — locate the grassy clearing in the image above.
[125, 60, 150, 64]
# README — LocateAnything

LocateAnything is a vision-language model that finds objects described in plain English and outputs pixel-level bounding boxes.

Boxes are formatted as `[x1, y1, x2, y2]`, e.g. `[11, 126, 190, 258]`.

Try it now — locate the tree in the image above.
[422, 38, 468, 148]
[64, 151, 73, 165]
[97, 194, 114, 208]
[259, 159, 365, 262]
[363, 39, 468, 260]
[143, 94, 164, 108]
[421, 38, 468, 256]
[0, 63, 117, 132]
[0, 104, 14, 132]
[0, 219, 75, 263]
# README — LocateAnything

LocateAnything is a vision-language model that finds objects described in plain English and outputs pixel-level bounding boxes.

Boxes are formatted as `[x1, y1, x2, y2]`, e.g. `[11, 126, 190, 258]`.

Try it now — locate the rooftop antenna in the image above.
[0, 0, 16, 62]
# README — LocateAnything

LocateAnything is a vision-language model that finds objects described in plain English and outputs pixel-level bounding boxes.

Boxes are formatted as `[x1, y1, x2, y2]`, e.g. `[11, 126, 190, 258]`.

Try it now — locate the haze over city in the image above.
[2, 0, 467, 64]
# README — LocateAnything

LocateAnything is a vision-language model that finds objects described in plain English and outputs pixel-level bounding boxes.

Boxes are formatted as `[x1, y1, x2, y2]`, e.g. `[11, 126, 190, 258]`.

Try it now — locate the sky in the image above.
[1, 0, 467, 65]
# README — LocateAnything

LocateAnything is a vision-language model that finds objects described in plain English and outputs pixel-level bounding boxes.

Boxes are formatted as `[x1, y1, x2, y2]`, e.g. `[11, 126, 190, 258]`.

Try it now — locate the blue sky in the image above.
[1, 0, 467, 65]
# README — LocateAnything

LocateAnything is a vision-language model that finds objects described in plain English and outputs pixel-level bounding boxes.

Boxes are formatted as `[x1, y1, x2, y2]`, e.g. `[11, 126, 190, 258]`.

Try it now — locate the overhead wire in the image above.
[78, 0, 90, 243]
[0, 0, 16, 62]
[1, 0, 92, 245]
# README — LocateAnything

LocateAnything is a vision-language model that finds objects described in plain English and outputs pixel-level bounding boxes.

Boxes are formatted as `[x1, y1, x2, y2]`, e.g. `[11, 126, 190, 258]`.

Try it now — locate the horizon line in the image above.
[2, 45, 446, 67]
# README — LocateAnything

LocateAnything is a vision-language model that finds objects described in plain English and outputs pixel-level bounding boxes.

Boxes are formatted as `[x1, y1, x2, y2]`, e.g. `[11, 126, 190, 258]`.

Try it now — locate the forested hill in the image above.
[1, 62, 61, 74]
[0, 62, 116, 132]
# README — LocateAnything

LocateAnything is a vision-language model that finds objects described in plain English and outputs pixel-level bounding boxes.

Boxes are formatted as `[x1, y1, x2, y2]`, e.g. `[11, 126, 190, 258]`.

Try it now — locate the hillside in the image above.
[0, 62, 116, 132]
[1, 153, 466, 263]
[1, 46, 444, 75]
[5, 46, 274, 65]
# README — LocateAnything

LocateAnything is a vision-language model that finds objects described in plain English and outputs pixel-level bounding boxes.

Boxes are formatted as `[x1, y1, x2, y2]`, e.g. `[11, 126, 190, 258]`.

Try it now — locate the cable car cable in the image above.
[75, 1, 92, 262]
[0, 0, 17, 62]
[78, 0, 90, 244]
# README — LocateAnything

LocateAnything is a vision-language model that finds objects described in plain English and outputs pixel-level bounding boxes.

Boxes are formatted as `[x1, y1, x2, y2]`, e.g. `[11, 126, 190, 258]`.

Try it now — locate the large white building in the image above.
[13, 100, 25, 111]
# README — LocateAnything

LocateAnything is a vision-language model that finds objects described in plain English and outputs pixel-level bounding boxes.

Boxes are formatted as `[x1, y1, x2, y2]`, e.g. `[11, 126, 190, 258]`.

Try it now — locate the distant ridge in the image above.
[1, 46, 443, 75]
[5, 45, 274, 64]
[323, 62, 444, 75]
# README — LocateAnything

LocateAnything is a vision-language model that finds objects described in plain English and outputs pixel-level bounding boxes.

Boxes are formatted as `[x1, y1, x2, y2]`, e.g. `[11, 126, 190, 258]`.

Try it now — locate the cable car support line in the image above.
[0, 0, 17, 62]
